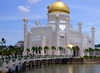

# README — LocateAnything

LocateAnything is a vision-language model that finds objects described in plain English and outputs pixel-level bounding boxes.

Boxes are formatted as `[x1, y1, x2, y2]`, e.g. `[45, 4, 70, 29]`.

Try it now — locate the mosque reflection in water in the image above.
[18, 64, 100, 73]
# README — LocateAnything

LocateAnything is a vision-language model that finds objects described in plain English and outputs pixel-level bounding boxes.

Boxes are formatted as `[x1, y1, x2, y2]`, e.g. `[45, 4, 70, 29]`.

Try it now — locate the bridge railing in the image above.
[0, 55, 69, 66]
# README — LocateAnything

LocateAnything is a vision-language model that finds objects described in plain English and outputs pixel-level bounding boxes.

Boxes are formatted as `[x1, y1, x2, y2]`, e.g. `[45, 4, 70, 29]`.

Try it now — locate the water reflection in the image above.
[17, 64, 100, 73]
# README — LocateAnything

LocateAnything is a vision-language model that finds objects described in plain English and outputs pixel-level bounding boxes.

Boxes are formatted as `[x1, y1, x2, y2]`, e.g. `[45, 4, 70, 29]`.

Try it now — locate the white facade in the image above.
[23, 1, 95, 57]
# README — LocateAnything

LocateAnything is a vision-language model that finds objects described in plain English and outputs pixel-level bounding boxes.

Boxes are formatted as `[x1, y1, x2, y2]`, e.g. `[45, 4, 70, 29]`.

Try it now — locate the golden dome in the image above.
[35, 21, 39, 23]
[91, 27, 95, 29]
[23, 18, 28, 22]
[65, 18, 69, 20]
[48, 1, 70, 14]
[30, 32, 32, 34]
[78, 22, 82, 26]
[55, 14, 60, 17]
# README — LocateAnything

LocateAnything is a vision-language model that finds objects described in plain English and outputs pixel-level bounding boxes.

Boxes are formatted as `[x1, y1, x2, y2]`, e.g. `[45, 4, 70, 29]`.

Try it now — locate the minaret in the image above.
[77, 22, 84, 56]
[23, 18, 28, 55]
[77, 22, 82, 37]
[86, 33, 89, 48]
[65, 17, 70, 45]
[91, 27, 95, 49]
[65, 18, 70, 55]
[55, 14, 60, 55]
[41, 31, 45, 55]
[29, 32, 32, 49]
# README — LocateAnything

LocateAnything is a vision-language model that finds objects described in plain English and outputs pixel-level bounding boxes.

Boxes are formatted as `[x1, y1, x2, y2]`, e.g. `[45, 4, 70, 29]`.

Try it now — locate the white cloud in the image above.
[17, 6, 31, 12]
[27, 0, 40, 4]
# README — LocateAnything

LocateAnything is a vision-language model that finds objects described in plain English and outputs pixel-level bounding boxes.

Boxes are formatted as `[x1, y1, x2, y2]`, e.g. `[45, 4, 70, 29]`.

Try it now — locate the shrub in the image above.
[89, 55, 93, 59]
[79, 56, 83, 58]
[12, 56, 15, 58]
[97, 56, 100, 58]
[6, 61, 9, 64]
[29, 53, 32, 56]
[94, 56, 97, 58]
[83, 55, 88, 58]
[18, 59, 21, 60]
[12, 60, 15, 62]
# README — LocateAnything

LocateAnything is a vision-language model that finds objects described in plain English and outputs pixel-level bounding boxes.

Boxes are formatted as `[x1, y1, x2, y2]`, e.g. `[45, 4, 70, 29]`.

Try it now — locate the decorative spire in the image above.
[91, 27, 95, 30]
[78, 22, 82, 26]
[23, 18, 28, 22]
[55, 14, 60, 17]
[35, 21, 41, 26]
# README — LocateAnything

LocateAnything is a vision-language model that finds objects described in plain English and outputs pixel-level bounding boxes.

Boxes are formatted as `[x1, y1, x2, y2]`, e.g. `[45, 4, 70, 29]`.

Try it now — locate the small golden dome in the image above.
[30, 32, 32, 34]
[65, 18, 69, 20]
[78, 22, 82, 24]
[41, 31, 44, 33]
[23, 18, 28, 22]
[48, 1, 70, 14]
[35, 21, 39, 23]
[78, 22, 82, 26]
[91, 27, 95, 29]
[55, 14, 60, 17]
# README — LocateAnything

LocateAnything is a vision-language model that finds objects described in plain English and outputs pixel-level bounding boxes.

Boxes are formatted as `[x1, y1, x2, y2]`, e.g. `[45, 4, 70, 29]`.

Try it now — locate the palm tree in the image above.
[71, 47, 77, 57]
[6, 49, 12, 60]
[18, 47, 24, 57]
[31, 46, 36, 56]
[91, 49, 95, 55]
[38, 46, 42, 55]
[88, 48, 93, 55]
[0, 38, 6, 57]
[26, 48, 30, 56]
[0, 46, 3, 50]
[95, 48, 99, 55]
[0, 38, 6, 46]
[51, 46, 56, 55]
[84, 49, 89, 55]
[71, 46, 76, 50]
[44, 46, 49, 55]
[0, 50, 2, 55]
[14, 48, 20, 58]
[58, 46, 63, 55]
[1, 38, 6, 44]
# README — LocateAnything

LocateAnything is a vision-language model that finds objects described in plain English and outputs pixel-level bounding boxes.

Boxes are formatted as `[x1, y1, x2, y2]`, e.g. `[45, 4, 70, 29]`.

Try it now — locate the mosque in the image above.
[22, 0, 95, 57]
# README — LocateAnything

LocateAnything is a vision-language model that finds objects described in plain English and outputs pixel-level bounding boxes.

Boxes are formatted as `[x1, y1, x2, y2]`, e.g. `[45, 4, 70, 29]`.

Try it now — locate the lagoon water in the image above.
[17, 64, 100, 73]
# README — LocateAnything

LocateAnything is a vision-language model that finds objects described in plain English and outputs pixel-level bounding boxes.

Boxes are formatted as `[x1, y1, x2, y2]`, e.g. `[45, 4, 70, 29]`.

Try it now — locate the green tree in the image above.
[1, 38, 6, 44]
[38, 46, 42, 55]
[71, 47, 76, 51]
[26, 48, 30, 56]
[88, 48, 93, 55]
[14, 48, 20, 58]
[18, 47, 24, 57]
[95, 48, 99, 55]
[51, 46, 56, 55]
[84, 49, 89, 55]
[0, 50, 2, 55]
[31, 46, 36, 56]
[91, 49, 95, 55]
[58, 46, 63, 55]
[44, 46, 49, 54]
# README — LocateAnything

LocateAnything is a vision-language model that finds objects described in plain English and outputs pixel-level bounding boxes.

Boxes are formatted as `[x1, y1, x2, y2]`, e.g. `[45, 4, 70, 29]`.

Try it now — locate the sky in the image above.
[0, 0, 100, 46]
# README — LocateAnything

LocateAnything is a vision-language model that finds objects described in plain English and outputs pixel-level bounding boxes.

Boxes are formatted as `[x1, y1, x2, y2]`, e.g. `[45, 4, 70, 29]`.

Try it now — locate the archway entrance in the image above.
[73, 46, 80, 57]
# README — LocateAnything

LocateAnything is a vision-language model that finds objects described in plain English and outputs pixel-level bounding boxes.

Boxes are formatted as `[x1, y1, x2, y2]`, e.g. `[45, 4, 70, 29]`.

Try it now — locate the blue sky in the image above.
[0, 0, 100, 45]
